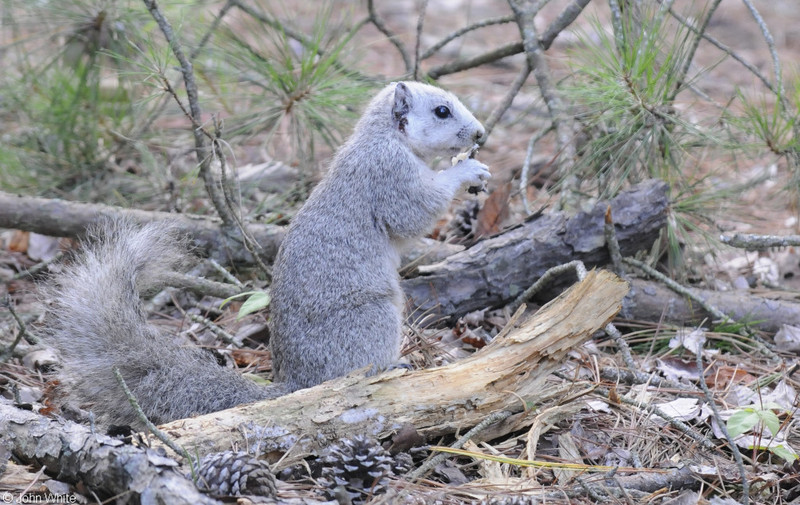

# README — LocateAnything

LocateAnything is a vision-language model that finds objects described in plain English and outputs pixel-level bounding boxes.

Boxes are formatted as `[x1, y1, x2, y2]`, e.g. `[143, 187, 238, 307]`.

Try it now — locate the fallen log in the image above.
[0, 190, 284, 264]
[624, 278, 800, 333]
[0, 400, 219, 505]
[402, 179, 668, 322]
[155, 269, 628, 459]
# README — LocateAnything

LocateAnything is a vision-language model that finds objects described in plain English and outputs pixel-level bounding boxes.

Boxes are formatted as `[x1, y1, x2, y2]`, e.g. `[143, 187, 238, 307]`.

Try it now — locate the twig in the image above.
[161, 272, 241, 300]
[599, 211, 672, 387]
[510, 260, 587, 312]
[1, 296, 37, 348]
[133, 0, 236, 139]
[622, 257, 779, 359]
[520, 123, 554, 215]
[208, 258, 244, 288]
[669, 0, 723, 102]
[598, 368, 696, 394]
[112, 367, 198, 473]
[187, 313, 240, 348]
[604, 206, 624, 275]
[367, 0, 413, 73]
[427, 42, 523, 80]
[508, 0, 577, 207]
[556, 371, 718, 453]
[603, 322, 646, 382]
[7, 251, 64, 282]
[0, 298, 27, 361]
[695, 352, 749, 505]
[426, 0, 590, 80]
[420, 15, 515, 61]
[209, 119, 272, 278]
[740, 0, 783, 100]
[622, 257, 729, 323]
[412, 0, 429, 81]
[721, 232, 800, 250]
[407, 410, 513, 480]
[659, 1, 777, 95]
[142, 0, 236, 230]
[482, 62, 532, 139]
[607, 0, 624, 54]
[539, 0, 591, 49]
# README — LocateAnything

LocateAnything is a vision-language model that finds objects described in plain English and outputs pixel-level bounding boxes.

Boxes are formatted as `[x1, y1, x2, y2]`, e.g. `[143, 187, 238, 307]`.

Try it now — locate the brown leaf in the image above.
[707, 365, 757, 389]
[474, 181, 511, 238]
[7, 230, 29, 253]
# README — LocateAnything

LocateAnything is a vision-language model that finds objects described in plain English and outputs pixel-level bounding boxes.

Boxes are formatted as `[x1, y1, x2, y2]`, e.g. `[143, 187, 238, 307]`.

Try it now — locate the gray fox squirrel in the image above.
[44, 81, 491, 427]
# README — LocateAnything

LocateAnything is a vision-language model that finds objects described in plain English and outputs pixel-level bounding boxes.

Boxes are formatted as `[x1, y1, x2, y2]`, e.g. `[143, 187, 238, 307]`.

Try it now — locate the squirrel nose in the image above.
[473, 126, 485, 143]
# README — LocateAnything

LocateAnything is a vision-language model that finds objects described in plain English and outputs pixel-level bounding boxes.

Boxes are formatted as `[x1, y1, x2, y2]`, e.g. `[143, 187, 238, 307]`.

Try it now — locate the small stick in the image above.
[510, 260, 587, 311]
[187, 313, 240, 348]
[407, 410, 513, 480]
[695, 352, 750, 505]
[113, 367, 198, 473]
[721, 233, 800, 251]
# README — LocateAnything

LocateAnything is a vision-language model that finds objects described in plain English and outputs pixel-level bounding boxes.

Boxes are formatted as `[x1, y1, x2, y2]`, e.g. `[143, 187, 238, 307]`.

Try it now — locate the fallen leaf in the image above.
[668, 327, 706, 356]
[474, 181, 511, 238]
[775, 324, 800, 352]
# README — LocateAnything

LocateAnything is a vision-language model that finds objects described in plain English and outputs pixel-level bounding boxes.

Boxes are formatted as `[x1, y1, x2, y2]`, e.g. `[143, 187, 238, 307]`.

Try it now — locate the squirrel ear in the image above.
[392, 82, 411, 124]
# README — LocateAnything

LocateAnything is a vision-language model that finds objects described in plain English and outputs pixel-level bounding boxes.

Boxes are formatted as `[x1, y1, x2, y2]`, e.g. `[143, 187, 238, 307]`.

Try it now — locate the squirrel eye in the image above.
[434, 105, 452, 119]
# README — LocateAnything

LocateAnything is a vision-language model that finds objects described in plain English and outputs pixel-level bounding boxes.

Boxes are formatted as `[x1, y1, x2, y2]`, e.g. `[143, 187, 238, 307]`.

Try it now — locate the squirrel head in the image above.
[390, 82, 485, 163]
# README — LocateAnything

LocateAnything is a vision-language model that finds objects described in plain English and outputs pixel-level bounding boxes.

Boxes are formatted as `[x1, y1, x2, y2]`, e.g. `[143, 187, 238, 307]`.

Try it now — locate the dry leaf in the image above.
[475, 181, 511, 238]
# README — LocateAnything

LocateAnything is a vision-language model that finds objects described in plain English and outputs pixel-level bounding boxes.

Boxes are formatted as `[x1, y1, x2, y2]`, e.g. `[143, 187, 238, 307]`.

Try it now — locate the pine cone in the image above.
[194, 450, 276, 497]
[448, 199, 481, 239]
[318, 435, 394, 503]
[392, 452, 414, 475]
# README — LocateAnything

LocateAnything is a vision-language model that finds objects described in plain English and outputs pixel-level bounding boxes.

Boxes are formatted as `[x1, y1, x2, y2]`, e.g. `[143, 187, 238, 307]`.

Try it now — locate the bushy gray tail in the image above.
[43, 218, 282, 428]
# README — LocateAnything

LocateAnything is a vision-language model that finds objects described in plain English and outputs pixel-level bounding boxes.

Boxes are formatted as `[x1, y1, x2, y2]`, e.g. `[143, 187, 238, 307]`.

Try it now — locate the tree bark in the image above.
[0, 191, 284, 264]
[154, 270, 628, 460]
[0, 401, 220, 505]
[402, 179, 669, 322]
[624, 278, 800, 333]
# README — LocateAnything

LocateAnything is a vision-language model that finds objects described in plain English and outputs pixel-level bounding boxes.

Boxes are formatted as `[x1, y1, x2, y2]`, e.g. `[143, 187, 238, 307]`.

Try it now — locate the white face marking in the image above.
[392, 82, 485, 163]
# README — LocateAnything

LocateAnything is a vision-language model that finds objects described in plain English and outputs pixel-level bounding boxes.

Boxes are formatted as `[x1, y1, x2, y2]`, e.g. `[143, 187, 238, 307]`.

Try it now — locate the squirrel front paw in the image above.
[452, 158, 491, 190]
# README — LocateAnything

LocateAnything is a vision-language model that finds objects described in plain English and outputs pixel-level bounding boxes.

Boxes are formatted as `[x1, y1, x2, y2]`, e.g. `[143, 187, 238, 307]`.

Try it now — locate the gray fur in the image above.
[44, 81, 489, 427]
[43, 218, 284, 427]
[269, 81, 489, 389]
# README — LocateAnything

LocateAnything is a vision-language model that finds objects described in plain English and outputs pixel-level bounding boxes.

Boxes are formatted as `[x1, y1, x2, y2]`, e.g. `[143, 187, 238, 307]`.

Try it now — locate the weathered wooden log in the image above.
[402, 179, 669, 322]
[0, 190, 284, 264]
[0, 400, 219, 505]
[624, 278, 800, 333]
[155, 270, 628, 459]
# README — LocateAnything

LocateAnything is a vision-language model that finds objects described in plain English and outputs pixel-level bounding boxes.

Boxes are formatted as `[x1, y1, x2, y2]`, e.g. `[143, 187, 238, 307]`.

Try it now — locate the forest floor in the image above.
[2, 1, 800, 504]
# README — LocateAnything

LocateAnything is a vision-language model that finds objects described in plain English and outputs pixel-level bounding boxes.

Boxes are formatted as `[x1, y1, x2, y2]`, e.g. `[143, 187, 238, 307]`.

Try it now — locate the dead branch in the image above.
[142, 0, 236, 230]
[722, 232, 800, 250]
[420, 14, 515, 61]
[367, 0, 413, 73]
[0, 190, 284, 264]
[154, 269, 628, 459]
[426, 0, 590, 80]
[508, 0, 578, 206]
[623, 278, 800, 334]
[402, 179, 669, 322]
[0, 400, 219, 505]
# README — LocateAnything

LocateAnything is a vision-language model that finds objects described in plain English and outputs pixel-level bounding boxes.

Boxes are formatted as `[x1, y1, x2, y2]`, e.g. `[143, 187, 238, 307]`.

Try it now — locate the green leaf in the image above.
[727, 409, 760, 438]
[219, 290, 260, 309]
[769, 444, 799, 462]
[237, 291, 271, 320]
[757, 410, 781, 437]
